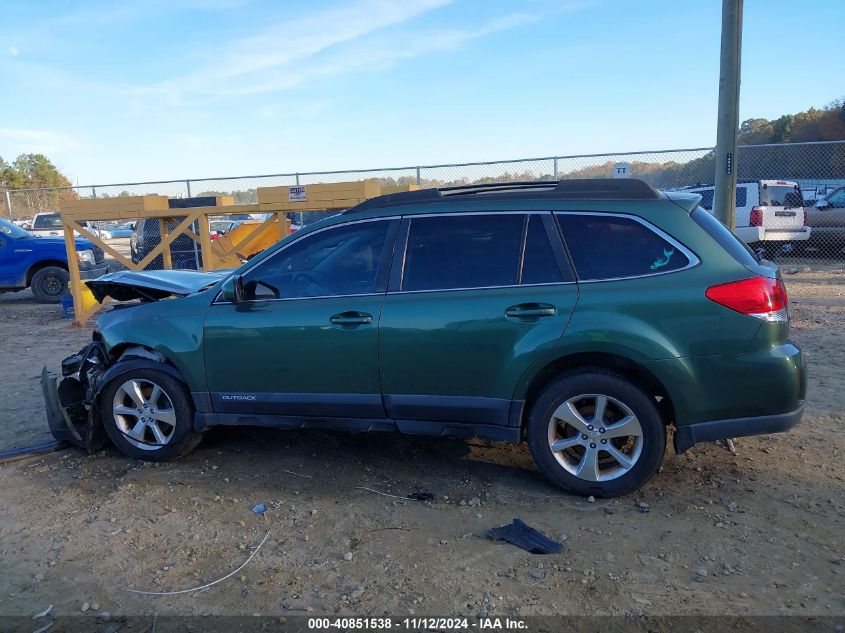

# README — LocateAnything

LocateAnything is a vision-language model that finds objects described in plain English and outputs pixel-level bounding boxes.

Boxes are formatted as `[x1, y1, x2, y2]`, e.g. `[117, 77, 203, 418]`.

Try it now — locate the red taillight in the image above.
[706, 276, 788, 320]
[750, 207, 763, 226]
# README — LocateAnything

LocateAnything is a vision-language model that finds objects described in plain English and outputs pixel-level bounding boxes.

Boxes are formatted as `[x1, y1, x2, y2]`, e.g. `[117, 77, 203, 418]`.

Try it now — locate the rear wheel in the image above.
[100, 367, 202, 461]
[30, 266, 69, 303]
[527, 370, 665, 497]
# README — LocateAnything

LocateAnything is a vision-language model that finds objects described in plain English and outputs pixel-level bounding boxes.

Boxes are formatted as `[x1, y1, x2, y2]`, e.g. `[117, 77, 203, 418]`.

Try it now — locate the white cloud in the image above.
[139, 0, 455, 102]
[0, 128, 81, 154]
[8, 46, 19, 56]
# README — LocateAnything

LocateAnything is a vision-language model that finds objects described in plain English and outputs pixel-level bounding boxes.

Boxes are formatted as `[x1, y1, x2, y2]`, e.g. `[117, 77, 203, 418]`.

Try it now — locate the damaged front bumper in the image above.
[41, 339, 110, 453]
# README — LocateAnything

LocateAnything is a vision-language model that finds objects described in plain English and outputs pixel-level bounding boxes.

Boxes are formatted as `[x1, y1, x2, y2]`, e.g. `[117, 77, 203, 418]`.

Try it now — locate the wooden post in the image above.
[159, 219, 172, 269]
[62, 221, 85, 326]
[197, 213, 213, 271]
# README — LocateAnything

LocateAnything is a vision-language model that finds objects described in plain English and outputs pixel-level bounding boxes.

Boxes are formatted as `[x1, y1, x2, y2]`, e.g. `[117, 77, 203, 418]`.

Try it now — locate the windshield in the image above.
[760, 184, 803, 208]
[0, 218, 33, 240]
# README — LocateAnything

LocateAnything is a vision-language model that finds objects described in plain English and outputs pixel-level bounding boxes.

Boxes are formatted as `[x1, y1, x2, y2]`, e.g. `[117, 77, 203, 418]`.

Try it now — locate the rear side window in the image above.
[691, 206, 758, 267]
[691, 188, 746, 209]
[402, 215, 524, 291]
[556, 213, 691, 281]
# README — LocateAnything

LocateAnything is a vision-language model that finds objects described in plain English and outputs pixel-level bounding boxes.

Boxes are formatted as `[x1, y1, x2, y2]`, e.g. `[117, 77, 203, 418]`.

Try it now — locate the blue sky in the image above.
[1, 0, 843, 185]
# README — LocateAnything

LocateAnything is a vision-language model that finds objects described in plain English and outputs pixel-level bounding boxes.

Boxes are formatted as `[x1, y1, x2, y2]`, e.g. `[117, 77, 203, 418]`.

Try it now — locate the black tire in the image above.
[100, 367, 202, 461]
[30, 266, 69, 303]
[526, 369, 665, 498]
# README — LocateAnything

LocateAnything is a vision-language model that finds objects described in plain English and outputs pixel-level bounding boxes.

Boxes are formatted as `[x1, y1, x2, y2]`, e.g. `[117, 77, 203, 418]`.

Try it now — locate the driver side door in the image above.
[0, 234, 13, 286]
[203, 218, 399, 420]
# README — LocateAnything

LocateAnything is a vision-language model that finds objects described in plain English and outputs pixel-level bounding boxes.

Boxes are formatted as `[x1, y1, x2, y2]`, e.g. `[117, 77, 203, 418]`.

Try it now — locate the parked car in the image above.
[130, 197, 230, 269]
[682, 180, 810, 255]
[0, 218, 107, 302]
[130, 218, 202, 269]
[44, 179, 805, 497]
[209, 219, 243, 236]
[803, 186, 845, 254]
[98, 222, 135, 240]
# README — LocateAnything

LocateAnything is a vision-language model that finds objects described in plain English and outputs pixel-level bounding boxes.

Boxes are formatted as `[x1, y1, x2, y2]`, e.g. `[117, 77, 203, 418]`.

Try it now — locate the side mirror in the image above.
[220, 275, 245, 303]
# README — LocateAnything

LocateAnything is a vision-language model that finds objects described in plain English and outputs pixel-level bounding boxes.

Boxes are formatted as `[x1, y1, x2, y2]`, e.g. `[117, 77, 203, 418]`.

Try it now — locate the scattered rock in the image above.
[530, 570, 546, 580]
[587, 496, 595, 503]
[342, 551, 353, 561]
[80, 602, 90, 612]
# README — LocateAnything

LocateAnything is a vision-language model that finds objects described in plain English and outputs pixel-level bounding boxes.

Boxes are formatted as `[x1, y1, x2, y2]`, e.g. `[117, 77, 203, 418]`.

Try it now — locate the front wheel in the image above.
[100, 367, 202, 461]
[527, 370, 665, 497]
[30, 266, 69, 303]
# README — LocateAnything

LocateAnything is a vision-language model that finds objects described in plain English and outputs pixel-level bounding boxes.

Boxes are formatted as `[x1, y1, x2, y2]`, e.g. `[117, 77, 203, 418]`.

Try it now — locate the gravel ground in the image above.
[0, 265, 842, 620]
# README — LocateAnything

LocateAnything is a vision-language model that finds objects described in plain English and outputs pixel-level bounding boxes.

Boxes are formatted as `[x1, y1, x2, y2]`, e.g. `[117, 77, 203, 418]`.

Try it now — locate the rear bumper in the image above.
[761, 227, 811, 242]
[674, 401, 804, 454]
[735, 226, 811, 243]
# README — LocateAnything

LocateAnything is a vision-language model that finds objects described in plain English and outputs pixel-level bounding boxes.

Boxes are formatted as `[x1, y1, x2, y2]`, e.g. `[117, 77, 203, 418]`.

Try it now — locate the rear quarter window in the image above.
[556, 213, 691, 281]
[691, 206, 758, 267]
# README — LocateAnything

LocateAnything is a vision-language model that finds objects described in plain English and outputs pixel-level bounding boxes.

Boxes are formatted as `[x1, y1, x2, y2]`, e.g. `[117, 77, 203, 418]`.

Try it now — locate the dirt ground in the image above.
[0, 264, 843, 621]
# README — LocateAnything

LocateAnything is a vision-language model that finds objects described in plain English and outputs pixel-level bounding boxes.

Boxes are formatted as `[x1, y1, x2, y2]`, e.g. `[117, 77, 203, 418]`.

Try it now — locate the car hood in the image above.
[86, 269, 229, 303]
[30, 235, 95, 250]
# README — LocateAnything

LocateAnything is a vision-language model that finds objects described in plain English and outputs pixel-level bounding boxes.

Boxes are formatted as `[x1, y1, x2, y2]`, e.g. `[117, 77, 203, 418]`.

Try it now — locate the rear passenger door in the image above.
[378, 212, 578, 427]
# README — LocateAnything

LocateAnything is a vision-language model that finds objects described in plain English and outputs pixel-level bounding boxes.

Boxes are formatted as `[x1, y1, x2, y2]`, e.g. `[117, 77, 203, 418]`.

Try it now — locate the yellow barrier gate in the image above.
[58, 181, 420, 324]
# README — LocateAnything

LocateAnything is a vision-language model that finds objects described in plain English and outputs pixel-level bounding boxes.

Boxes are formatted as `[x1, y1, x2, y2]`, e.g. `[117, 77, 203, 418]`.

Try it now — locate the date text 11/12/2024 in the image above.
[307, 617, 528, 630]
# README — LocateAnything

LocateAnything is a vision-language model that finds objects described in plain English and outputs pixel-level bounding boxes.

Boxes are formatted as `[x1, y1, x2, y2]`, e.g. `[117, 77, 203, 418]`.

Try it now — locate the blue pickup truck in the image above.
[0, 218, 108, 303]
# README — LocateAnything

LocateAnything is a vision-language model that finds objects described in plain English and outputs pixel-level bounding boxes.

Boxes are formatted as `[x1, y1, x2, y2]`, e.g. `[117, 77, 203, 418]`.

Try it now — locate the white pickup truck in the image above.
[28, 212, 65, 237]
[683, 180, 811, 255]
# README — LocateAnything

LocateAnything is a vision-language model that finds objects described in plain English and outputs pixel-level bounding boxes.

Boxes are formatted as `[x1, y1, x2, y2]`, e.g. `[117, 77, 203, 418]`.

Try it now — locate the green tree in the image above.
[1, 154, 76, 218]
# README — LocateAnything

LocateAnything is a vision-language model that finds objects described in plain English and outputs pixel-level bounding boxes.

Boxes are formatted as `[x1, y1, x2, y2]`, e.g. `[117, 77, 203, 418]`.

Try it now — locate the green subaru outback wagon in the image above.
[43, 179, 806, 497]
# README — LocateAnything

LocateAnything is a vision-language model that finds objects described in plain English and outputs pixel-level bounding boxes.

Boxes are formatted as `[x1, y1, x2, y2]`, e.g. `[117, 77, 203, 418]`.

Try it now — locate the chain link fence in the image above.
[5, 141, 845, 271]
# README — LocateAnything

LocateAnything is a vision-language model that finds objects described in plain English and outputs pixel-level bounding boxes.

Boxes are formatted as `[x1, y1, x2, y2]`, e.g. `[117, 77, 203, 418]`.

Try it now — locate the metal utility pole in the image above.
[713, 0, 743, 229]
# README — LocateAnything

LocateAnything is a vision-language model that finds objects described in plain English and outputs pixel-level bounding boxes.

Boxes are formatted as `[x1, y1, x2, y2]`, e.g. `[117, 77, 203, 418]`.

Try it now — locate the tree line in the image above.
[4, 99, 844, 219]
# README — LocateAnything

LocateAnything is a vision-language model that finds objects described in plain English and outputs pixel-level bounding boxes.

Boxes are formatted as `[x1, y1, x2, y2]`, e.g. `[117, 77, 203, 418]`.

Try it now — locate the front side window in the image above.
[556, 213, 691, 281]
[241, 220, 391, 300]
[401, 214, 524, 292]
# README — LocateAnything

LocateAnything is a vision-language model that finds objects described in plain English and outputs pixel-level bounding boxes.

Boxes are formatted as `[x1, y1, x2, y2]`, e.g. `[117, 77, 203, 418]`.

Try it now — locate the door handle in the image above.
[505, 303, 557, 318]
[330, 311, 373, 326]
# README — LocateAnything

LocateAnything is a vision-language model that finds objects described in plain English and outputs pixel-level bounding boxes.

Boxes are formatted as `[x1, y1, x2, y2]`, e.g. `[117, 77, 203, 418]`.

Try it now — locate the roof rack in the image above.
[346, 178, 661, 214]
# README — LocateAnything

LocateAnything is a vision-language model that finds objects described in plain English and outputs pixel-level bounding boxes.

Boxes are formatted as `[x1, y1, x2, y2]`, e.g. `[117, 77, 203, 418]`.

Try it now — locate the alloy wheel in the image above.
[112, 379, 177, 450]
[547, 393, 643, 482]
